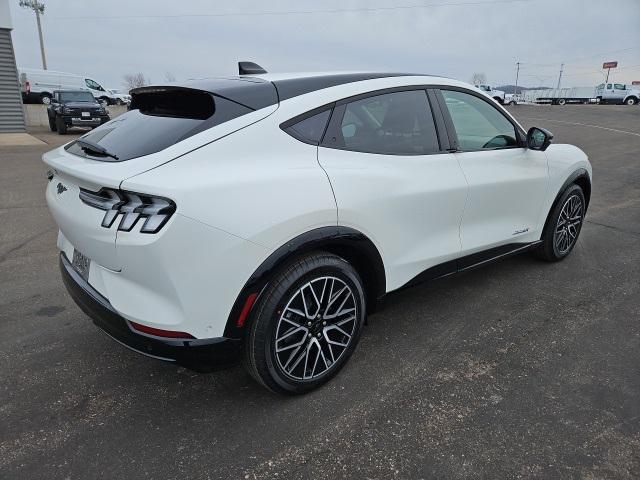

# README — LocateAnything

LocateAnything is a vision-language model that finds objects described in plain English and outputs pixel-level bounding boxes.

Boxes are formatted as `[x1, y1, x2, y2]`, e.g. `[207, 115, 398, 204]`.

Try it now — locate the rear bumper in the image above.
[59, 252, 242, 371]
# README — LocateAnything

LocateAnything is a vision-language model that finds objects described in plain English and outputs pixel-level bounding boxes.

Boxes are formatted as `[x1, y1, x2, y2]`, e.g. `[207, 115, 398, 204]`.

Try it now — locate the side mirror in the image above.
[527, 126, 553, 151]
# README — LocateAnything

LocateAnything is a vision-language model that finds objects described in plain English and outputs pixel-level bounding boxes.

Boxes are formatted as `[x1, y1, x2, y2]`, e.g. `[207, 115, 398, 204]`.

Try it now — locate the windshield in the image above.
[60, 91, 96, 102]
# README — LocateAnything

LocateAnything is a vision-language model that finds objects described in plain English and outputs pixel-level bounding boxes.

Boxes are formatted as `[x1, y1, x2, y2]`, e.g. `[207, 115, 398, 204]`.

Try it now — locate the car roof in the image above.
[133, 72, 467, 111]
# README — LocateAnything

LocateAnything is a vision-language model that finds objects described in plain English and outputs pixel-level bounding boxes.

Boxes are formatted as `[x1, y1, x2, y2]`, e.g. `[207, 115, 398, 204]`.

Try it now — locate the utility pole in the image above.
[19, 0, 47, 70]
[514, 62, 520, 94]
[556, 62, 564, 89]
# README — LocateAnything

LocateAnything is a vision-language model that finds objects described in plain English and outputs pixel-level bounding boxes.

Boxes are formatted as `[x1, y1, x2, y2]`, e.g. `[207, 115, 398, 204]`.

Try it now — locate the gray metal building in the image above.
[0, 0, 26, 133]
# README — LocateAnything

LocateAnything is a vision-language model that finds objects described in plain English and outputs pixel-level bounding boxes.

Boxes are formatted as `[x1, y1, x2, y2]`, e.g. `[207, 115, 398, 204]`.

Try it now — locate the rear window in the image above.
[65, 88, 252, 161]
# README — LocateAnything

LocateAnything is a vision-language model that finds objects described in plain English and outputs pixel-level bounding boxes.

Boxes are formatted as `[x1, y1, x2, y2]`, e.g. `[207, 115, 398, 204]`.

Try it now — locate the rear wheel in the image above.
[55, 116, 67, 135]
[556, 98, 567, 106]
[40, 93, 52, 105]
[536, 184, 585, 262]
[625, 97, 637, 105]
[243, 252, 366, 395]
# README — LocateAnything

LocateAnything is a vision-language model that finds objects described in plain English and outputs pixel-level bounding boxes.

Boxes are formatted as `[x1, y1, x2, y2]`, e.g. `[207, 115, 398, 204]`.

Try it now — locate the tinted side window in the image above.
[334, 90, 439, 155]
[441, 90, 518, 150]
[284, 109, 331, 145]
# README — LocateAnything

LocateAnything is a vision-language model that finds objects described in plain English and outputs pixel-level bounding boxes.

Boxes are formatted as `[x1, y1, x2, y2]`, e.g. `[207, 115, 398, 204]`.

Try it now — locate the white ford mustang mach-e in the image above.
[44, 62, 592, 394]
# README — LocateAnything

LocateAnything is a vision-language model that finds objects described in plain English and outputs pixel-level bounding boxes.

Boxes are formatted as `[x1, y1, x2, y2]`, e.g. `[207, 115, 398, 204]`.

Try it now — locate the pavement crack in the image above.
[0, 227, 55, 265]
[586, 220, 640, 237]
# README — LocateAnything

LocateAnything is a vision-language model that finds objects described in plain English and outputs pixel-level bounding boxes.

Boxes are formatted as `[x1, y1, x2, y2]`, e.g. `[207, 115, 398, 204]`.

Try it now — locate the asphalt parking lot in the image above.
[1, 105, 639, 479]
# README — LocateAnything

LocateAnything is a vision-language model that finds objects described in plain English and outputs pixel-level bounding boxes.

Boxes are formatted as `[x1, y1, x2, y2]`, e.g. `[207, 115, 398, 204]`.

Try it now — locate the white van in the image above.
[18, 68, 116, 106]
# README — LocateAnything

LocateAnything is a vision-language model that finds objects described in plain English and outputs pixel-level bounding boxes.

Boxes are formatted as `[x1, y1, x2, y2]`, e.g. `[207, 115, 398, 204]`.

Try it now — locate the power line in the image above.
[48, 0, 532, 20]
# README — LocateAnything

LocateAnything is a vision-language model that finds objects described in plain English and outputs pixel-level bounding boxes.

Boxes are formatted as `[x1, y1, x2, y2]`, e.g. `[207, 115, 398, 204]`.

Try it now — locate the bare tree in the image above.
[164, 71, 176, 82]
[123, 73, 149, 90]
[470, 72, 487, 86]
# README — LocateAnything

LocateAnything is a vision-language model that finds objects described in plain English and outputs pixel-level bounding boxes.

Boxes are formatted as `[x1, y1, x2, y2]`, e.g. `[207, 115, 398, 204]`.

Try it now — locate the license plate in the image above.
[81, 112, 90, 117]
[72, 249, 91, 281]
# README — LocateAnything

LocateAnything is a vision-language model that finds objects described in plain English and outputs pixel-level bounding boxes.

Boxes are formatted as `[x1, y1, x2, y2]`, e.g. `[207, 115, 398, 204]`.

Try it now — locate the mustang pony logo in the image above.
[56, 182, 67, 195]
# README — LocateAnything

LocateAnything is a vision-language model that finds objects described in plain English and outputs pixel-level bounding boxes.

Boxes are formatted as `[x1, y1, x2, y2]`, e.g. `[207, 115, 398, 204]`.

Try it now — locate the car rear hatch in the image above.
[43, 77, 279, 270]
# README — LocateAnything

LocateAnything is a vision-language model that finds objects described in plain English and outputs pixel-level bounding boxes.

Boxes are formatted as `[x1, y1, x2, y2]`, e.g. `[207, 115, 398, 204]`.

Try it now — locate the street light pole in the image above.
[19, 0, 47, 70]
[556, 62, 564, 89]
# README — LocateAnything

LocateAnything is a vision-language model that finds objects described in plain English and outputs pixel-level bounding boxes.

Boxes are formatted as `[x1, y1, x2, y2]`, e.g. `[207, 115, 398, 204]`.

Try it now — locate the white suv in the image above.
[44, 64, 592, 394]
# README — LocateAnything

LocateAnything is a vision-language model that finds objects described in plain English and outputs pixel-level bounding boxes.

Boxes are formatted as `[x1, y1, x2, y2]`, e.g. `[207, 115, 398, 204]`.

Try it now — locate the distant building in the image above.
[0, 0, 26, 132]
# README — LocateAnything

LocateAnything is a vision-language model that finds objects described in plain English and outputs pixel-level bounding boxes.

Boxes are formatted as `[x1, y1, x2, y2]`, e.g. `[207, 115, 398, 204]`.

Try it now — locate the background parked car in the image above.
[18, 67, 116, 106]
[475, 84, 506, 104]
[108, 88, 131, 105]
[46, 89, 110, 135]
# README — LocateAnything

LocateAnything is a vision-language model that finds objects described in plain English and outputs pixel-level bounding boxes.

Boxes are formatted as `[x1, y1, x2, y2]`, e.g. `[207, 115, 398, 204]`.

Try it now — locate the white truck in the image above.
[521, 83, 639, 106]
[595, 83, 639, 105]
[18, 68, 116, 106]
[475, 84, 506, 104]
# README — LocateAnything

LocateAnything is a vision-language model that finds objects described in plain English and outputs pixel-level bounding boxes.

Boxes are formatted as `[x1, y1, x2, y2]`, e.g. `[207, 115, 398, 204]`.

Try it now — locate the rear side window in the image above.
[329, 90, 440, 155]
[283, 109, 331, 145]
[66, 88, 252, 161]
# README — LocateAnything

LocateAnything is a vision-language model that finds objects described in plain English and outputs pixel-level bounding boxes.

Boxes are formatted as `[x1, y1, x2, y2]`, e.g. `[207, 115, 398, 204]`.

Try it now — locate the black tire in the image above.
[536, 184, 586, 262]
[48, 115, 57, 132]
[508, 100, 516, 106]
[55, 116, 67, 135]
[243, 252, 366, 395]
[40, 93, 52, 105]
[556, 98, 566, 106]
[625, 97, 637, 106]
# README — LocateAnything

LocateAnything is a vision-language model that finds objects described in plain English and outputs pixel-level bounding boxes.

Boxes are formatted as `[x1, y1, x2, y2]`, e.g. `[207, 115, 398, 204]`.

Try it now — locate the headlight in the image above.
[63, 107, 72, 113]
[79, 188, 176, 233]
[97, 107, 106, 114]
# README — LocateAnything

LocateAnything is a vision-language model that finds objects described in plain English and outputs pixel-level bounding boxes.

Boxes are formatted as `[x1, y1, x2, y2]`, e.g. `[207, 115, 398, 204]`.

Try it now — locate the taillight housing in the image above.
[79, 188, 176, 234]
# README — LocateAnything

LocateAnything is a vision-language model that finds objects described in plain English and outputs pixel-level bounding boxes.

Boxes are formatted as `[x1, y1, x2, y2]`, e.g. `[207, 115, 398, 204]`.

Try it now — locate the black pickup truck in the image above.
[47, 90, 110, 135]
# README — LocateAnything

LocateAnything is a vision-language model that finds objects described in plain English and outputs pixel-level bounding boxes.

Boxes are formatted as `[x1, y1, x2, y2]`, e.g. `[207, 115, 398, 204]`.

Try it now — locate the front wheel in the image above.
[625, 97, 637, 105]
[243, 252, 366, 395]
[48, 115, 57, 132]
[55, 116, 67, 135]
[536, 184, 586, 262]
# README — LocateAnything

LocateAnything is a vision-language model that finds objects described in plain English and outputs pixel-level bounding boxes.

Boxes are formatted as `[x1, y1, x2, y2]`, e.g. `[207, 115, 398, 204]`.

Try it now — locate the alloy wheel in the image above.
[274, 276, 357, 381]
[554, 194, 583, 255]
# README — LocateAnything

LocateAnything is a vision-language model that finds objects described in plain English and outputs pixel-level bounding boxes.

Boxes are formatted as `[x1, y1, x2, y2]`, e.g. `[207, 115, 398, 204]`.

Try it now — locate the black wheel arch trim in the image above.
[223, 226, 386, 338]
[541, 168, 591, 240]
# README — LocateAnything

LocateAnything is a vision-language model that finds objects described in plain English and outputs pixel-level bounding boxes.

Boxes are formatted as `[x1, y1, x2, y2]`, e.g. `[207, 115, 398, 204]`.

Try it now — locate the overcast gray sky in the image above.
[7, 0, 640, 89]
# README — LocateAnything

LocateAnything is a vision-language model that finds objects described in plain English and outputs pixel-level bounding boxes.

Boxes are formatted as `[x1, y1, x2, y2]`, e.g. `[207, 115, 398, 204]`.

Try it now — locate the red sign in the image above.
[603, 61, 618, 69]
[632, 81, 640, 85]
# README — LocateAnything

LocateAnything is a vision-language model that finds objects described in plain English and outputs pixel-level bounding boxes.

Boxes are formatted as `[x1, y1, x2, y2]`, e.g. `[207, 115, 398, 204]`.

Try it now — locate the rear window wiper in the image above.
[75, 138, 119, 161]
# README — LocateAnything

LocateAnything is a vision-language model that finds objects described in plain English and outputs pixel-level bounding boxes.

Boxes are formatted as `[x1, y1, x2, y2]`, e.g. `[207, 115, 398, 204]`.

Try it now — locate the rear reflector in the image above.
[236, 292, 258, 327]
[129, 321, 195, 339]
